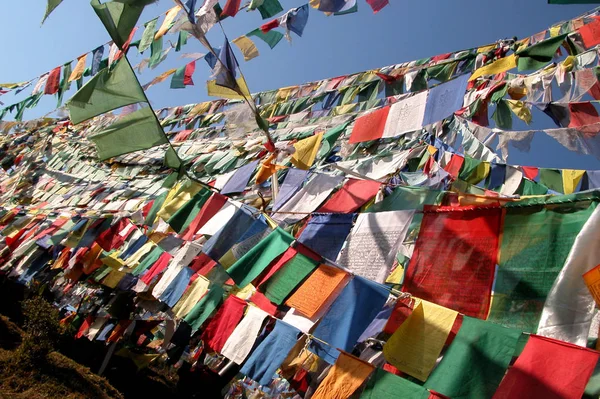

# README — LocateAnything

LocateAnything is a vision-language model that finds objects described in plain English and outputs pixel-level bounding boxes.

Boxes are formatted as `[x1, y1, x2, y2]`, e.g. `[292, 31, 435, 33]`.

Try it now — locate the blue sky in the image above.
[1, 0, 599, 170]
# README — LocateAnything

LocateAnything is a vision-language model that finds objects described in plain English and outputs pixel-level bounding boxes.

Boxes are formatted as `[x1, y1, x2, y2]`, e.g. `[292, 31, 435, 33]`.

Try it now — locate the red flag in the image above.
[317, 179, 381, 213]
[402, 205, 503, 319]
[44, 66, 62, 95]
[444, 154, 464, 178]
[375, 72, 401, 84]
[261, 19, 280, 33]
[348, 106, 390, 144]
[568, 102, 600, 127]
[521, 166, 539, 180]
[221, 0, 242, 17]
[201, 295, 246, 352]
[366, 0, 388, 13]
[184, 61, 196, 86]
[493, 335, 599, 399]
[578, 16, 600, 49]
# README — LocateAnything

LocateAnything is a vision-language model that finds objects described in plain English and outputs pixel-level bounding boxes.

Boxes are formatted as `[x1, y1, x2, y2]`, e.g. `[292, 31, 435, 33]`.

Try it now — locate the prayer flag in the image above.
[348, 107, 390, 143]
[232, 36, 260, 61]
[42, 0, 64, 24]
[139, 17, 159, 53]
[247, 28, 285, 49]
[578, 16, 600, 48]
[312, 352, 375, 399]
[155, 6, 181, 40]
[201, 295, 246, 352]
[44, 66, 61, 95]
[516, 34, 567, 71]
[91, 0, 147, 49]
[69, 54, 88, 82]
[361, 368, 429, 399]
[170, 61, 196, 89]
[291, 132, 323, 170]
[298, 214, 354, 261]
[318, 179, 381, 213]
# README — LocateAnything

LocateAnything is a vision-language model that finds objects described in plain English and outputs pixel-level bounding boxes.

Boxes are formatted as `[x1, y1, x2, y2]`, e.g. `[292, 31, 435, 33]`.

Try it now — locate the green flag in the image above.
[167, 189, 212, 233]
[425, 317, 521, 399]
[361, 368, 428, 399]
[247, 28, 284, 49]
[148, 36, 164, 69]
[491, 99, 513, 130]
[145, 190, 169, 226]
[227, 228, 294, 288]
[539, 168, 564, 193]
[184, 285, 225, 331]
[257, 0, 283, 19]
[488, 201, 597, 332]
[176, 31, 188, 52]
[67, 57, 146, 124]
[138, 17, 158, 53]
[57, 62, 72, 107]
[132, 246, 164, 275]
[517, 178, 549, 196]
[91, 0, 149, 49]
[516, 34, 567, 71]
[88, 106, 168, 160]
[261, 252, 318, 305]
[42, 0, 64, 24]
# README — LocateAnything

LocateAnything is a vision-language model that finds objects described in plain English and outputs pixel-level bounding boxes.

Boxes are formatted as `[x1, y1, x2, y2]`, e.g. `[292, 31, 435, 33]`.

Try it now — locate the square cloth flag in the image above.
[402, 205, 503, 319]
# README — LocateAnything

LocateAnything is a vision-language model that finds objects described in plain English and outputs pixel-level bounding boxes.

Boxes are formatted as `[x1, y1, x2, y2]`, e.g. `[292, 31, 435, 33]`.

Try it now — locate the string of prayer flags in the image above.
[383, 299, 458, 381]
[361, 368, 429, 399]
[492, 335, 599, 399]
[170, 61, 196, 89]
[311, 352, 375, 399]
[285, 263, 349, 318]
[403, 206, 502, 319]
[239, 320, 301, 386]
[232, 36, 260, 61]
[67, 57, 147, 124]
[425, 316, 521, 398]
[312, 276, 389, 358]
[488, 202, 597, 332]
[91, 0, 147, 49]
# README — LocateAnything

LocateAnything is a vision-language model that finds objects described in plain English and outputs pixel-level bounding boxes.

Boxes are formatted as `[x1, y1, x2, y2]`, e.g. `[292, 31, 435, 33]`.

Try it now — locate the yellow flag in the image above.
[0, 82, 28, 89]
[207, 78, 251, 100]
[383, 299, 458, 382]
[189, 102, 211, 116]
[505, 100, 532, 124]
[331, 104, 357, 116]
[562, 169, 585, 194]
[232, 36, 260, 61]
[469, 54, 517, 81]
[144, 68, 177, 90]
[155, 5, 181, 40]
[291, 132, 323, 170]
[549, 25, 561, 37]
[69, 54, 88, 82]
[277, 86, 297, 102]
[477, 44, 496, 54]
[173, 276, 210, 318]
[157, 182, 204, 221]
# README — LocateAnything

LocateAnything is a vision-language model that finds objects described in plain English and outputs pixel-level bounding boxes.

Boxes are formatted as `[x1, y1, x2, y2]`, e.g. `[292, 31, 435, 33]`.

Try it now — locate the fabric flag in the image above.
[366, 0, 388, 12]
[568, 102, 600, 127]
[317, 179, 381, 213]
[42, 0, 64, 24]
[578, 16, 600, 48]
[260, 246, 319, 304]
[180, 193, 229, 240]
[232, 36, 260, 61]
[221, 0, 242, 17]
[91, 45, 105, 75]
[57, 62, 72, 106]
[516, 34, 567, 71]
[361, 368, 429, 399]
[291, 132, 323, 170]
[201, 209, 257, 261]
[382, 91, 428, 138]
[240, 320, 300, 386]
[159, 267, 194, 307]
[143, 68, 177, 91]
[425, 316, 521, 398]
[69, 54, 88, 82]
[221, 305, 269, 364]
[313, 276, 389, 357]
[170, 61, 196, 89]
[207, 77, 250, 99]
[155, 5, 181, 40]
[247, 28, 284, 49]
[88, 106, 168, 160]
[139, 17, 159, 53]
[403, 206, 502, 319]
[348, 106, 390, 143]
[91, 0, 147, 49]
[537, 206, 600, 346]
[298, 214, 354, 261]
[280, 4, 309, 38]
[581, 170, 600, 190]
[562, 169, 586, 194]
[201, 295, 246, 352]
[149, 37, 165, 69]
[422, 74, 470, 126]
[383, 300, 458, 382]
[44, 66, 61, 95]
[488, 202, 596, 332]
[215, 38, 238, 89]
[317, 0, 347, 12]
[67, 57, 146, 125]
[285, 263, 348, 318]
[272, 168, 309, 212]
[312, 352, 375, 399]
[182, 284, 224, 329]
[220, 160, 258, 194]
[469, 54, 516, 81]
[227, 227, 294, 288]
[167, 189, 212, 233]
[493, 335, 599, 399]
[256, 0, 284, 18]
